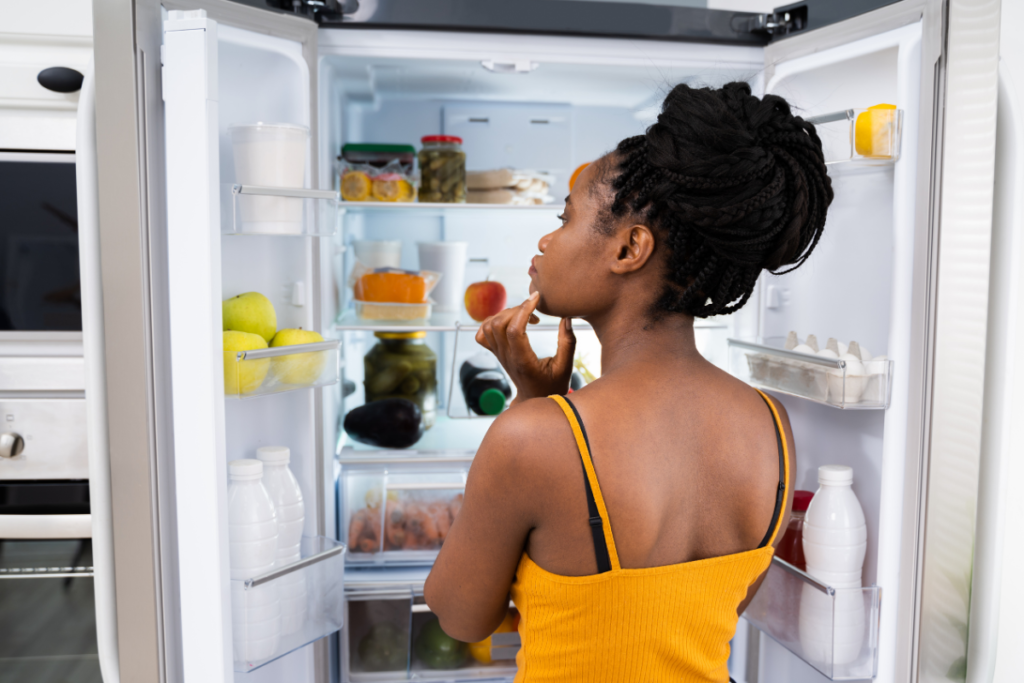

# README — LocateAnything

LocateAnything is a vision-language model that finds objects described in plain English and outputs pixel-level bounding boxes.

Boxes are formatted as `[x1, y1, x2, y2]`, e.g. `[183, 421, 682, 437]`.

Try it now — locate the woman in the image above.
[424, 81, 832, 682]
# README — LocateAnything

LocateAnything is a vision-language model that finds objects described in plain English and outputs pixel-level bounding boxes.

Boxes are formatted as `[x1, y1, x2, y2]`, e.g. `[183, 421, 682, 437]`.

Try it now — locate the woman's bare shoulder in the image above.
[477, 396, 576, 464]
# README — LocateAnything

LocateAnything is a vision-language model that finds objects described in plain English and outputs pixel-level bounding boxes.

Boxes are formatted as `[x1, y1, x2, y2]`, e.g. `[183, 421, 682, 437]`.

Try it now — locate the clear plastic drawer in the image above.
[344, 588, 519, 682]
[743, 557, 880, 681]
[233, 536, 346, 673]
[728, 338, 893, 409]
[339, 455, 472, 566]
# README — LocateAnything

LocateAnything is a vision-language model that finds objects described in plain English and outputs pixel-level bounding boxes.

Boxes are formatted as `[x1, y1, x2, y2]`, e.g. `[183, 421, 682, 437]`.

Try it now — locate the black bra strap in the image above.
[756, 393, 787, 549]
[564, 397, 613, 574]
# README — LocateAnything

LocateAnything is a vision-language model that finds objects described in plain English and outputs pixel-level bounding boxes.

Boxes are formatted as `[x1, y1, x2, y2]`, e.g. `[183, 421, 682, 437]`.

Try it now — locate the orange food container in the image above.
[355, 271, 428, 303]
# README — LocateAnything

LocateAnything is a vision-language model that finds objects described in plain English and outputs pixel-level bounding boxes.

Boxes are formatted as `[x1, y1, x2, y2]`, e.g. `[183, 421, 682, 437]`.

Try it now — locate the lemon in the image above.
[854, 104, 897, 158]
[341, 171, 372, 201]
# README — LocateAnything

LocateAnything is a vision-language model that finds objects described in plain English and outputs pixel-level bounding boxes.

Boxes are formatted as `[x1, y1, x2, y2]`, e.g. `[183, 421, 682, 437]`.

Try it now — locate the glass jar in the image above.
[364, 332, 437, 429]
[775, 490, 813, 570]
[418, 135, 466, 203]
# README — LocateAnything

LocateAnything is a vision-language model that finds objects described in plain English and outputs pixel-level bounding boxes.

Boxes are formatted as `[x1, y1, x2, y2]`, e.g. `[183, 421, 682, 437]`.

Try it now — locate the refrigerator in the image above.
[77, 0, 1007, 681]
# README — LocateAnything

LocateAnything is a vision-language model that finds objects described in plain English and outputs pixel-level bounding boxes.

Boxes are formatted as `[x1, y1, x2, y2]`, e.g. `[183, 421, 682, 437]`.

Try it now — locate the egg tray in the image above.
[728, 339, 893, 410]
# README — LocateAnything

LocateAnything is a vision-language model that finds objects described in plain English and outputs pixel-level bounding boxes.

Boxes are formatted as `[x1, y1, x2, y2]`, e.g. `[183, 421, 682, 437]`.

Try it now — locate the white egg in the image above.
[859, 345, 873, 361]
[837, 341, 849, 356]
[838, 353, 866, 376]
[792, 344, 816, 355]
[817, 348, 840, 359]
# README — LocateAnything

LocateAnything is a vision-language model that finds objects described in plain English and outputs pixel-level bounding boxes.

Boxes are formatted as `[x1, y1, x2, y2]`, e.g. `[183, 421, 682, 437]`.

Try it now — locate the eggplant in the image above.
[344, 398, 424, 449]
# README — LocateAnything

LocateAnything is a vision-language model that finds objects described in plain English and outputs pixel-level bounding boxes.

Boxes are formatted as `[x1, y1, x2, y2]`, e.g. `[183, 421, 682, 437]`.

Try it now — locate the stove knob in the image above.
[0, 433, 25, 458]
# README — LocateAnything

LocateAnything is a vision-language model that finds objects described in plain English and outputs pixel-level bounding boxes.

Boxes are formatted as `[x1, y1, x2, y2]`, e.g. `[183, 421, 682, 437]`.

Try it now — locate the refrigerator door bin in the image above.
[225, 184, 339, 236]
[339, 456, 471, 566]
[743, 556, 880, 681]
[233, 536, 346, 673]
[344, 588, 519, 683]
[806, 108, 904, 166]
[226, 339, 341, 398]
[728, 338, 893, 409]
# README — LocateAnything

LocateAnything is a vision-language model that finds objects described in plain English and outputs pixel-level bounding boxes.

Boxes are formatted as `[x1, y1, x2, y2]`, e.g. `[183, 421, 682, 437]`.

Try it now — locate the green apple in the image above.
[270, 328, 326, 386]
[223, 292, 277, 343]
[223, 330, 270, 395]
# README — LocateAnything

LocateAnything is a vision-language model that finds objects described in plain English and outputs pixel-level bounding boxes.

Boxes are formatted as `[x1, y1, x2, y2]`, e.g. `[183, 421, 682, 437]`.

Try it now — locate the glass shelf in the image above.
[339, 200, 563, 217]
[224, 184, 339, 236]
[233, 536, 346, 673]
[335, 308, 587, 332]
[728, 338, 893, 409]
[743, 557, 880, 681]
[339, 415, 494, 455]
[807, 108, 903, 166]
[226, 339, 341, 399]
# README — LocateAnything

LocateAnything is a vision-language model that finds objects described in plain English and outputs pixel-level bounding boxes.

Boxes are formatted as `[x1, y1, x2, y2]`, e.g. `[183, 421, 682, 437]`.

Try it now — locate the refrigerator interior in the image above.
[175, 11, 922, 683]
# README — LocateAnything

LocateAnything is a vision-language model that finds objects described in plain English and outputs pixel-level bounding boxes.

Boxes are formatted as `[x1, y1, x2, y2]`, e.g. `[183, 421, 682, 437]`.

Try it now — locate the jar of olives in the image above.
[418, 135, 466, 203]
[364, 332, 437, 428]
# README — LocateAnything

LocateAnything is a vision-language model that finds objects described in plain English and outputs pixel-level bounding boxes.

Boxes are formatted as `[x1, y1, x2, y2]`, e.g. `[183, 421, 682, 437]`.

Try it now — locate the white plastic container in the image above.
[230, 123, 308, 234]
[228, 459, 280, 662]
[256, 446, 307, 634]
[353, 240, 402, 269]
[799, 465, 867, 666]
[417, 241, 468, 313]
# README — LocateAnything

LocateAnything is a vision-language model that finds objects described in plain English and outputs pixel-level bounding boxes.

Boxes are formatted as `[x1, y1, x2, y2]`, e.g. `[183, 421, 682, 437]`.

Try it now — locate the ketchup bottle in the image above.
[775, 490, 814, 570]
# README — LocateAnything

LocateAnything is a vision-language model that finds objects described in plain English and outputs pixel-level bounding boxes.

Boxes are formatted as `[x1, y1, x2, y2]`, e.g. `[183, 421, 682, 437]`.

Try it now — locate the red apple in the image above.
[464, 281, 507, 322]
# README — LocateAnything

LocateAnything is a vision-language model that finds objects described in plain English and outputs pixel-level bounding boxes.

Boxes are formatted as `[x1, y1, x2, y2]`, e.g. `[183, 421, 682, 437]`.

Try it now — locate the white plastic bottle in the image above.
[798, 465, 867, 669]
[228, 459, 280, 663]
[256, 446, 307, 635]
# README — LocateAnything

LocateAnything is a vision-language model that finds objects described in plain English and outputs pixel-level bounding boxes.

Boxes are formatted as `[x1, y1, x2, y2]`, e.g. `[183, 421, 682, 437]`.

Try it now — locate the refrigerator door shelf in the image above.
[339, 201, 563, 216]
[233, 536, 345, 673]
[344, 588, 518, 683]
[743, 556, 880, 681]
[728, 338, 893, 410]
[225, 184, 340, 237]
[336, 311, 584, 333]
[227, 339, 341, 399]
[807, 108, 904, 166]
[339, 459, 470, 567]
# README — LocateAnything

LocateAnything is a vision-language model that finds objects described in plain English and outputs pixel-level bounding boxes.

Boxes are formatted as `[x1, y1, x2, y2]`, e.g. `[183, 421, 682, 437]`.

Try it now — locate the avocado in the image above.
[414, 618, 467, 670]
[344, 398, 424, 449]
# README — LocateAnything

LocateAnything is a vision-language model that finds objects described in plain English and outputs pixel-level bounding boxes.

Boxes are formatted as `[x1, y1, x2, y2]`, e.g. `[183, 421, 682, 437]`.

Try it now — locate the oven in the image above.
[0, 149, 100, 682]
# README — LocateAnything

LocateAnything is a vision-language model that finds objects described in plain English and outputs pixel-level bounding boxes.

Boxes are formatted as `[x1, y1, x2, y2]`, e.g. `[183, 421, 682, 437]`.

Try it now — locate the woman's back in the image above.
[518, 356, 793, 578]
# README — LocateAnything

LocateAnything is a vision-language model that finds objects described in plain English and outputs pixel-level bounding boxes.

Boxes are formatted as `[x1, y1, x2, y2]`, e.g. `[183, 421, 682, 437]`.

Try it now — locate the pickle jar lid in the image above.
[479, 388, 508, 415]
[374, 331, 427, 339]
[421, 135, 463, 144]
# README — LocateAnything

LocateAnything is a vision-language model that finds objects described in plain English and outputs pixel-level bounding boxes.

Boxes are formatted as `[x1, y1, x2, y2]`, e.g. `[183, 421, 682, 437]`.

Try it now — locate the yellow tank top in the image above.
[510, 392, 789, 683]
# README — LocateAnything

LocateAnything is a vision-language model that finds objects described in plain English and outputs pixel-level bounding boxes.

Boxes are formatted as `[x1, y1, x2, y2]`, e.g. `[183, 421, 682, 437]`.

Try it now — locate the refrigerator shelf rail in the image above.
[227, 339, 341, 399]
[727, 338, 893, 409]
[743, 556, 881, 681]
[233, 536, 346, 673]
[806, 108, 904, 166]
[339, 200, 564, 217]
[335, 309, 590, 332]
[225, 184, 340, 236]
[344, 587, 519, 682]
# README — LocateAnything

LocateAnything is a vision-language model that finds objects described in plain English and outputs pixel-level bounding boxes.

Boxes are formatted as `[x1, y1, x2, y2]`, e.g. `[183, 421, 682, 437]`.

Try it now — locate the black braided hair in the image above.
[603, 81, 833, 318]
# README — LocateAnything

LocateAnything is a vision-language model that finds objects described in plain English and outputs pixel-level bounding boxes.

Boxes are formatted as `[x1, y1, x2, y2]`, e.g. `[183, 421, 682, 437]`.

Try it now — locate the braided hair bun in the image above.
[608, 81, 833, 318]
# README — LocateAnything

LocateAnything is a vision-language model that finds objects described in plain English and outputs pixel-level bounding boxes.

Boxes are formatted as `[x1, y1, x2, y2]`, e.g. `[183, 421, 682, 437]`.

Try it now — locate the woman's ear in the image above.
[609, 223, 656, 275]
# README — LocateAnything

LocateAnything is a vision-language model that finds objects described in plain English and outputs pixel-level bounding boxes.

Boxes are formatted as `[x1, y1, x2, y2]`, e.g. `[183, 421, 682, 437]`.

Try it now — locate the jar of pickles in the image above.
[364, 332, 437, 428]
[418, 135, 466, 203]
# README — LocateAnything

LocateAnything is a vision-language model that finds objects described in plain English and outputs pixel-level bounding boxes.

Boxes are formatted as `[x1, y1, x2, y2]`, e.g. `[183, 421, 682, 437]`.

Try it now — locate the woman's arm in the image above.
[424, 399, 561, 642]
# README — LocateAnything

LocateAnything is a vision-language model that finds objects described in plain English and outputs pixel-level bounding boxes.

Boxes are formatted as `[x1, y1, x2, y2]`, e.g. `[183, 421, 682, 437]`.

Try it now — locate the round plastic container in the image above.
[230, 123, 309, 234]
[417, 241, 467, 312]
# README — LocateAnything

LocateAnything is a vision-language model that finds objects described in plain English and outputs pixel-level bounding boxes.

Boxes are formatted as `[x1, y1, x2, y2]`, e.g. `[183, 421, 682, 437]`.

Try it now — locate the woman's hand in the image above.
[475, 292, 576, 404]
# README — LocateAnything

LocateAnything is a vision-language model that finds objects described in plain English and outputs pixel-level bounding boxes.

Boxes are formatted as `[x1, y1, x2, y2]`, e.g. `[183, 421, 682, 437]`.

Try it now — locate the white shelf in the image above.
[339, 201, 563, 216]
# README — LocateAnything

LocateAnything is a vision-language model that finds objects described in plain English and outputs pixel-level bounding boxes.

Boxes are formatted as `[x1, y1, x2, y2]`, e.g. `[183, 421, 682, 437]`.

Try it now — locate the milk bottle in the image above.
[256, 446, 307, 635]
[228, 459, 280, 663]
[798, 465, 867, 669]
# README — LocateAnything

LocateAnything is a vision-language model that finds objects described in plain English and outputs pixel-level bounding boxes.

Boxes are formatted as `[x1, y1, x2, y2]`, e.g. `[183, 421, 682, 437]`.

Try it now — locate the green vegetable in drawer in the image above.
[358, 623, 407, 671]
[415, 618, 467, 669]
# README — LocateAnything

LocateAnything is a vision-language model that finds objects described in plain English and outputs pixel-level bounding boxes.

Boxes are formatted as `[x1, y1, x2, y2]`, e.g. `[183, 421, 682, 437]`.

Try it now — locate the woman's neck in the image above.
[587, 307, 701, 377]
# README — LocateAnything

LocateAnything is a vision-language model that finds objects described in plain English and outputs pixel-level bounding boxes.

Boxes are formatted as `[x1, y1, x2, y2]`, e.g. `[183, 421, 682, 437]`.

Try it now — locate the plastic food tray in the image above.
[354, 300, 433, 323]
[233, 536, 345, 673]
[728, 338, 893, 409]
[743, 557, 880, 681]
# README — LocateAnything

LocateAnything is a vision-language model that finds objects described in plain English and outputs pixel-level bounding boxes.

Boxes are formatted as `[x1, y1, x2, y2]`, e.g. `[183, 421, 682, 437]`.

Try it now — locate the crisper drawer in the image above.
[339, 454, 472, 566]
[343, 585, 519, 683]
